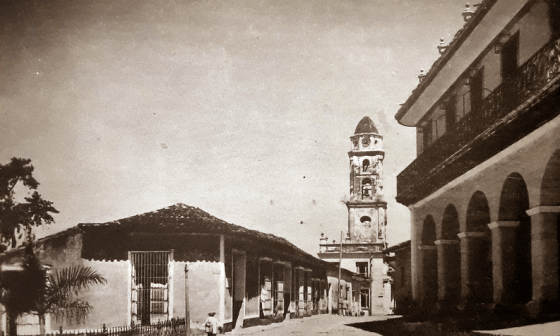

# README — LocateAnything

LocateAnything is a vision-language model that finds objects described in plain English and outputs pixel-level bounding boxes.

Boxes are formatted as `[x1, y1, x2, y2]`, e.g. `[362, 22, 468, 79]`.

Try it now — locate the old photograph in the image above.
[1, 0, 559, 335]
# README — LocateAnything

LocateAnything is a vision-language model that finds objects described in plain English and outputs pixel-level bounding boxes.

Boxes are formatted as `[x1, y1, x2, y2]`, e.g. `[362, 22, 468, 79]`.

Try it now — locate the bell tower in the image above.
[317, 116, 389, 315]
[347, 116, 387, 245]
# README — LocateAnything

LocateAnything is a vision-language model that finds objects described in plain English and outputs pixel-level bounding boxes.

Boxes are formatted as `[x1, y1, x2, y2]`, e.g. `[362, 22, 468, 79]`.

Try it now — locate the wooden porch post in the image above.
[184, 264, 190, 336]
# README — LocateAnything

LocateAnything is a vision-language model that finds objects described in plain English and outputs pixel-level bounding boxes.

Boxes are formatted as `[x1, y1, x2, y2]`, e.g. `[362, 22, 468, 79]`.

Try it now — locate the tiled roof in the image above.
[78, 203, 321, 263]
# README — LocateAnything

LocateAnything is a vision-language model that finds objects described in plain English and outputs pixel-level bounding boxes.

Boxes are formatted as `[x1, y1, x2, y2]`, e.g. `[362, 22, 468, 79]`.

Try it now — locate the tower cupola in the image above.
[346, 116, 387, 244]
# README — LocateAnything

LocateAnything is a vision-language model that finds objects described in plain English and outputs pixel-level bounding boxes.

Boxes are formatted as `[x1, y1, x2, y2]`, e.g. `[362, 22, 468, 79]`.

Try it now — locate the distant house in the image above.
[0, 204, 329, 334]
[395, 0, 560, 317]
[383, 241, 411, 315]
[323, 262, 365, 316]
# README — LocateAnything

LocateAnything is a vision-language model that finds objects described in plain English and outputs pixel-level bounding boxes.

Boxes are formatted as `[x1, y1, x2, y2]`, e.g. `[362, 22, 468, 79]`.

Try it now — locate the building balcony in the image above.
[397, 37, 560, 206]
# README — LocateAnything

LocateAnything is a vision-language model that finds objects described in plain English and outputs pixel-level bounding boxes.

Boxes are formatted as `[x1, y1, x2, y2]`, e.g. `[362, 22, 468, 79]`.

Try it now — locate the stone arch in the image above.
[537, 149, 560, 307]
[498, 172, 532, 303]
[362, 159, 370, 172]
[422, 215, 436, 246]
[420, 215, 438, 305]
[466, 191, 491, 232]
[438, 204, 461, 305]
[442, 204, 460, 240]
[361, 178, 372, 199]
[540, 148, 560, 206]
[463, 191, 492, 304]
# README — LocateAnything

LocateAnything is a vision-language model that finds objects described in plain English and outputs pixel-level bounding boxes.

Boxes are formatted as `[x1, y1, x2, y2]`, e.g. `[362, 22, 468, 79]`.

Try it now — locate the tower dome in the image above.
[354, 116, 378, 134]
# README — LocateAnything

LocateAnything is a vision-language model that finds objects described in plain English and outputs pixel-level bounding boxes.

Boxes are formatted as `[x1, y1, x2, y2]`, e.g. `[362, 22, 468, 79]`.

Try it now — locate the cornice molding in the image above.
[347, 150, 385, 158]
[434, 239, 459, 245]
[418, 245, 437, 250]
[526, 206, 560, 216]
[458, 232, 486, 239]
[488, 221, 520, 230]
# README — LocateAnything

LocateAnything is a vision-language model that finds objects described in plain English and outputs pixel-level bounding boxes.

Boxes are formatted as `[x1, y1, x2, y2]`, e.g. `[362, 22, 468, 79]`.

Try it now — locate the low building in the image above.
[324, 262, 365, 316]
[383, 241, 411, 315]
[0, 204, 329, 334]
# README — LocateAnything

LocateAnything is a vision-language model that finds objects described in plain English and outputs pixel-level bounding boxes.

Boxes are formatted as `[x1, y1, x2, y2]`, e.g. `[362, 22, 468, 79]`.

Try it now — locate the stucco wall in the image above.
[77, 259, 129, 330]
[370, 258, 384, 314]
[517, 0, 551, 65]
[172, 261, 186, 321]
[4, 230, 129, 332]
[175, 261, 221, 327]
[394, 247, 412, 310]
[348, 207, 384, 243]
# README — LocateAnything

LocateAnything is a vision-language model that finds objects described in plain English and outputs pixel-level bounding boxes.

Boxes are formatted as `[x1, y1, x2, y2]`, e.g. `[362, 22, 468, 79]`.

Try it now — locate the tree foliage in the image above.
[37, 266, 107, 325]
[0, 244, 46, 316]
[0, 158, 59, 251]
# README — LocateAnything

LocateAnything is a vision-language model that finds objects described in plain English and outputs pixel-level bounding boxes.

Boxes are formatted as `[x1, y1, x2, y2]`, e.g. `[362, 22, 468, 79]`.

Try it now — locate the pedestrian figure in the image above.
[205, 312, 222, 336]
[342, 299, 348, 316]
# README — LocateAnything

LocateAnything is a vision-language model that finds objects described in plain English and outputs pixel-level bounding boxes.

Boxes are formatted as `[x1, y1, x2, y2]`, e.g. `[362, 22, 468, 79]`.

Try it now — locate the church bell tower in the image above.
[347, 116, 387, 245]
[317, 116, 389, 315]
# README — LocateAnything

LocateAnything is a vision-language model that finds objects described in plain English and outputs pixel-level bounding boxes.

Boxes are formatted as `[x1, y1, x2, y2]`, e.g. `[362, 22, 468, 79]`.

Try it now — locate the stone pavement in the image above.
[224, 314, 394, 335]
[473, 320, 560, 336]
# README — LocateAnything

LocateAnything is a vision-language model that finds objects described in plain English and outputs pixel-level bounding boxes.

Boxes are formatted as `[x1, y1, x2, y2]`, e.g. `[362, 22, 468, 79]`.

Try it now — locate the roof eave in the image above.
[395, 0, 499, 127]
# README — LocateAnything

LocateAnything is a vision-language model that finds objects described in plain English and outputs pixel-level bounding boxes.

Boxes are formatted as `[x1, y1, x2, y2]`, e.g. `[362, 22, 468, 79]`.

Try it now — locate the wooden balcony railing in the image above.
[397, 37, 560, 203]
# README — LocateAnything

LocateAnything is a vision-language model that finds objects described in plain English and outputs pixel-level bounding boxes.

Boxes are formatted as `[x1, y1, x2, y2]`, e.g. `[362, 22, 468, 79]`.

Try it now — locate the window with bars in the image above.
[297, 270, 305, 311]
[131, 251, 172, 326]
[275, 281, 284, 313]
[274, 263, 284, 314]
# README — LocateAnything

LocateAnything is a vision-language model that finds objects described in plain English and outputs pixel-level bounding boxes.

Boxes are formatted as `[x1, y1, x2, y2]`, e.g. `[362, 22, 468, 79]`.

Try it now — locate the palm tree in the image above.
[36, 265, 107, 336]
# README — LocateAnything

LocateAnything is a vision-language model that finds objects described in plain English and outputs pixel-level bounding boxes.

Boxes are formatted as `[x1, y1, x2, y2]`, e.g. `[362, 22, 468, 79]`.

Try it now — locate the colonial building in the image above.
[395, 0, 560, 317]
[0, 204, 329, 334]
[318, 117, 389, 315]
[383, 240, 411, 315]
[324, 264, 365, 316]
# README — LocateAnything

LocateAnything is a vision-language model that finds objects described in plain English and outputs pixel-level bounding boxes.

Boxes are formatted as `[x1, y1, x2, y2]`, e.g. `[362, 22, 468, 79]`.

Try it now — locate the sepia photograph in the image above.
[1, 0, 559, 335]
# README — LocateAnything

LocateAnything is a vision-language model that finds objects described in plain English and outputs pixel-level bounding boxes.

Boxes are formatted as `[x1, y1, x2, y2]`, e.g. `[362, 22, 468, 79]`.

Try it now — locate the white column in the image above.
[127, 251, 132, 326]
[526, 206, 560, 314]
[409, 206, 419, 301]
[219, 235, 225, 323]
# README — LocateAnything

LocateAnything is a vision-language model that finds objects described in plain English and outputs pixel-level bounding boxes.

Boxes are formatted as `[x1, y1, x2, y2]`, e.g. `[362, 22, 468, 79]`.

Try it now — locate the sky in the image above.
[1, 0, 470, 256]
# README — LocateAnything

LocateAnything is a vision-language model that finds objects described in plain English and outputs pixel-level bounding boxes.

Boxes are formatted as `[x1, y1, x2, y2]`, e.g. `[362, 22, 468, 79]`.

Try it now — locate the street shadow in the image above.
[347, 317, 422, 336]
[346, 312, 559, 336]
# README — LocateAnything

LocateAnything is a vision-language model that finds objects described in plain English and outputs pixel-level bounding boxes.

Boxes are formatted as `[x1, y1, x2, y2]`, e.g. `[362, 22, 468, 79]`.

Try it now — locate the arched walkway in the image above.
[527, 149, 560, 311]
[420, 215, 438, 306]
[495, 173, 531, 304]
[437, 204, 461, 305]
[462, 191, 493, 304]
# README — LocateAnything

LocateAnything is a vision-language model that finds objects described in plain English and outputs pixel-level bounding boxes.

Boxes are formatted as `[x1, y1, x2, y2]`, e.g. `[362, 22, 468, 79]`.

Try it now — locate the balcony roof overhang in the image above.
[395, 0, 530, 127]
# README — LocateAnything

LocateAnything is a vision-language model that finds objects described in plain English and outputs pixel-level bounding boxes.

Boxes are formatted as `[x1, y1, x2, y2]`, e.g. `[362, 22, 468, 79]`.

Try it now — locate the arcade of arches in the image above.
[413, 148, 560, 315]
